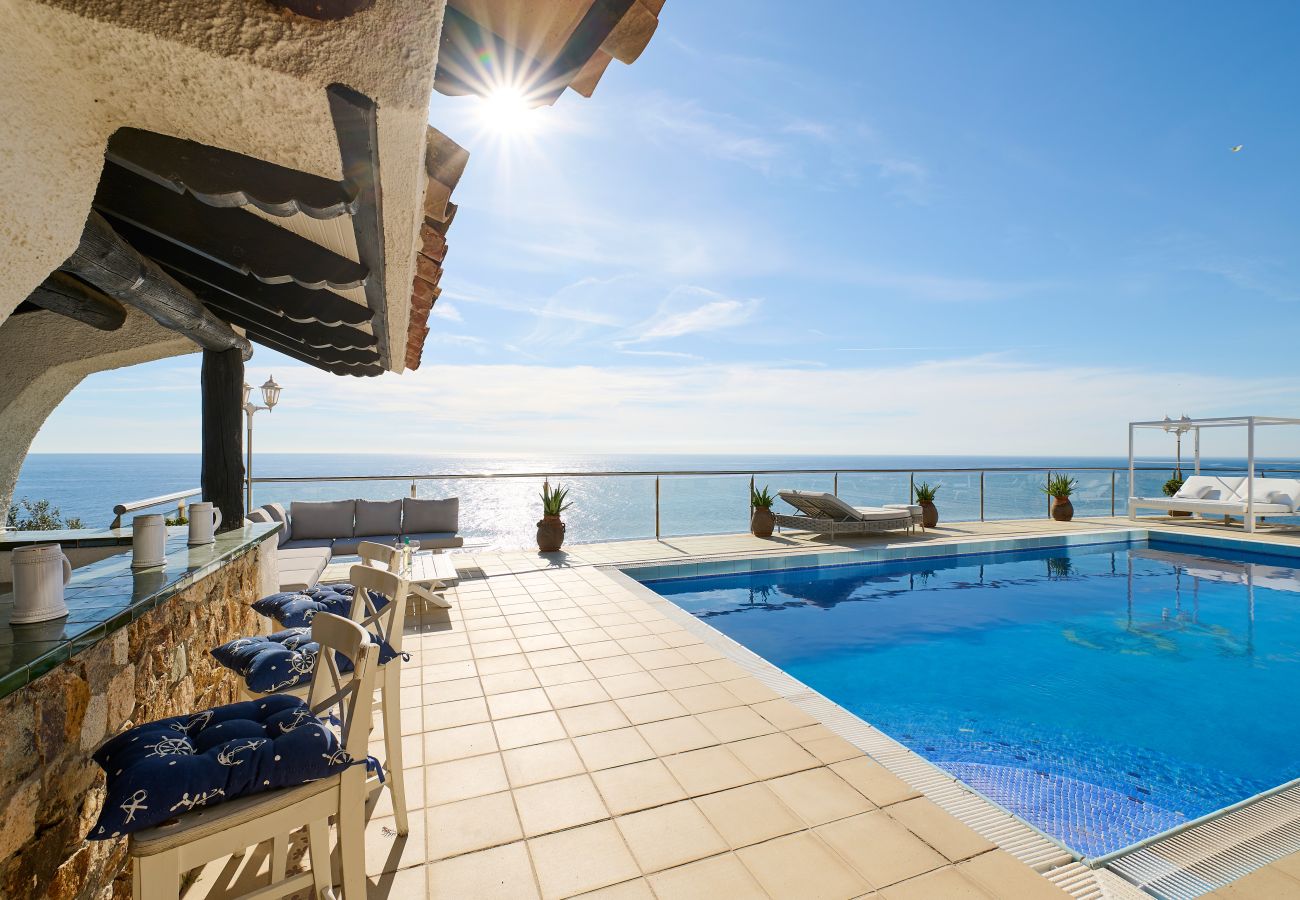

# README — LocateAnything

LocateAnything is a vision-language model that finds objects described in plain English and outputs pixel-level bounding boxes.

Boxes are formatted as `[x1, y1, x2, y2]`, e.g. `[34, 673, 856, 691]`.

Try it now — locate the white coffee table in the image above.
[405, 551, 459, 609]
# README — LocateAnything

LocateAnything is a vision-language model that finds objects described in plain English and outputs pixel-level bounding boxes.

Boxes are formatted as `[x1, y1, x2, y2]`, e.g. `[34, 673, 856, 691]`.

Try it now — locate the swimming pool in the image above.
[642, 539, 1300, 858]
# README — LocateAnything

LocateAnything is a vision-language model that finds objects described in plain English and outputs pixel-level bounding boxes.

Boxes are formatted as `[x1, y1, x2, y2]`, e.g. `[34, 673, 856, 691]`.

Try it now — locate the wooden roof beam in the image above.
[24, 272, 127, 331]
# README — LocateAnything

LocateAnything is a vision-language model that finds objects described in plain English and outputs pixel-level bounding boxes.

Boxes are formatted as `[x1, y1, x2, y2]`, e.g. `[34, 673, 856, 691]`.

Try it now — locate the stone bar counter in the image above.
[0, 524, 279, 898]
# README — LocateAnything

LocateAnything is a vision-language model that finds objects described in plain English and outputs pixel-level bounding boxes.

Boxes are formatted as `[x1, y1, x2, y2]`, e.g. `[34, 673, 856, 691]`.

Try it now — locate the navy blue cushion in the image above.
[211, 628, 405, 693]
[89, 695, 351, 839]
[251, 584, 387, 629]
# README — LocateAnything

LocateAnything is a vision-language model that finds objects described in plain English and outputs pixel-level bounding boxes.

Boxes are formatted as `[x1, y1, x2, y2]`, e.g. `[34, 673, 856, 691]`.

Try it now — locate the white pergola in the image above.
[1128, 415, 1300, 533]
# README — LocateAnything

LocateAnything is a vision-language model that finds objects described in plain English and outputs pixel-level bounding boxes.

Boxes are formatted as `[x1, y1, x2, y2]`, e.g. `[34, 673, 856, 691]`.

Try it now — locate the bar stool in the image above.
[242, 564, 411, 835]
[128, 613, 378, 900]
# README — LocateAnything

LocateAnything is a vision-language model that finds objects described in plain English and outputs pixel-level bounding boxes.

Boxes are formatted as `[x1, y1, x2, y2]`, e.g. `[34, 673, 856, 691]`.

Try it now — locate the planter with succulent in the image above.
[913, 481, 940, 528]
[1042, 474, 1078, 522]
[1163, 474, 1191, 516]
[750, 485, 776, 537]
[537, 483, 572, 552]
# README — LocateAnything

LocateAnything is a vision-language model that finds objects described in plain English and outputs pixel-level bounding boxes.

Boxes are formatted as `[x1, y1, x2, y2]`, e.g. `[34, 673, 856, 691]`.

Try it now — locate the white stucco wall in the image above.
[0, 0, 447, 371]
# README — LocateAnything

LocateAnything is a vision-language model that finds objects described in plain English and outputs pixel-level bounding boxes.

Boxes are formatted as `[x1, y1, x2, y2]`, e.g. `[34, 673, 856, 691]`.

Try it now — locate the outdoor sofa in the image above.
[775, 490, 920, 537]
[248, 498, 462, 591]
[1129, 475, 1300, 528]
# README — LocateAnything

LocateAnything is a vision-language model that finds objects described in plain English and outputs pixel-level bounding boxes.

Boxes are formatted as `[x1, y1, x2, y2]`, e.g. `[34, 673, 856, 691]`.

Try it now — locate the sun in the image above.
[477, 86, 539, 135]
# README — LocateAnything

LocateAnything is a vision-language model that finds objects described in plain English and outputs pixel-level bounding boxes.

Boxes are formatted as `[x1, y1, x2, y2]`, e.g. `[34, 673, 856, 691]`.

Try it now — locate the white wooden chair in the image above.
[129, 613, 378, 900]
[356, 539, 400, 571]
[243, 564, 411, 835]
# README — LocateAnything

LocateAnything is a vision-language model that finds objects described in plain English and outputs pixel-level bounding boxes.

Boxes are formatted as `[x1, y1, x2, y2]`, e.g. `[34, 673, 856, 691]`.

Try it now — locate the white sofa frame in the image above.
[1127, 415, 1300, 533]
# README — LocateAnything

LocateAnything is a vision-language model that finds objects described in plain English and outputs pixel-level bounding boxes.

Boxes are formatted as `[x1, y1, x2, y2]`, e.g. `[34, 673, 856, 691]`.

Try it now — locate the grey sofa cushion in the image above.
[261, 503, 292, 546]
[247, 509, 273, 525]
[402, 498, 458, 534]
[290, 500, 355, 540]
[280, 538, 335, 551]
[399, 531, 464, 550]
[331, 535, 399, 556]
[355, 499, 402, 537]
[275, 545, 331, 592]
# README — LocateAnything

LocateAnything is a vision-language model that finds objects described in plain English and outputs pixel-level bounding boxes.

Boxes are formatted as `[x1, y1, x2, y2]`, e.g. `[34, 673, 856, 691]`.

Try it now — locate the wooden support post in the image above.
[201, 349, 245, 531]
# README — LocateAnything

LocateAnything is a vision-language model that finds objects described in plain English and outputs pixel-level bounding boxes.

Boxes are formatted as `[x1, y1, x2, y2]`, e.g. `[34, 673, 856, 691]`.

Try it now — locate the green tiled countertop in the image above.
[0, 523, 280, 699]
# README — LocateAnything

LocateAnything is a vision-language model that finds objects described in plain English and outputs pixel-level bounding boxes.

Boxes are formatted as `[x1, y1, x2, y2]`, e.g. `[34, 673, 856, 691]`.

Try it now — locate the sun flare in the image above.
[477, 86, 539, 135]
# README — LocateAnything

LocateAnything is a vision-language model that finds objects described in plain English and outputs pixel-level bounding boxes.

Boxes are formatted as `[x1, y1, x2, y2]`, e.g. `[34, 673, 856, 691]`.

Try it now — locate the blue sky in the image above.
[33, 1, 1300, 456]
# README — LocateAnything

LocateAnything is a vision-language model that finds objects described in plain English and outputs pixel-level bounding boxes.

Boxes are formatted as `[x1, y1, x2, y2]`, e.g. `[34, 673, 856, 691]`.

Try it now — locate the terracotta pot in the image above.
[920, 501, 938, 529]
[537, 515, 566, 552]
[1051, 496, 1074, 522]
[751, 507, 775, 537]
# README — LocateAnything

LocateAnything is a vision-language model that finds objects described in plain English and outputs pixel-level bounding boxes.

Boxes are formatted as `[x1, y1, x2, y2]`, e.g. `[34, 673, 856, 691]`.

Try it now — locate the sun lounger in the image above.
[1129, 475, 1300, 527]
[775, 490, 916, 537]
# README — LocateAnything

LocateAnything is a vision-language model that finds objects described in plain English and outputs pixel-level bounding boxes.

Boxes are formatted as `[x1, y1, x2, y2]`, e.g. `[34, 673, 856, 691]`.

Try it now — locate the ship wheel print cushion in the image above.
[88, 694, 351, 839]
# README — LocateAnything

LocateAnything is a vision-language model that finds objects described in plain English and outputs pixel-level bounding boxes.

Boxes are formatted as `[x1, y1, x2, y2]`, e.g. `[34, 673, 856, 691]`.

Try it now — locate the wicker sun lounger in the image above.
[775, 490, 918, 537]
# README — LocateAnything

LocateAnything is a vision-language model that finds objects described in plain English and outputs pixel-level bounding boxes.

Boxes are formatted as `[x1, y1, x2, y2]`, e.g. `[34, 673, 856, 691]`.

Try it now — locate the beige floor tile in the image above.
[615, 800, 729, 874]
[487, 687, 555, 719]
[468, 625, 516, 643]
[829, 756, 921, 806]
[426, 790, 523, 861]
[475, 652, 531, 675]
[424, 753, 510, 806]
[662, 745, 757, 796]
[615, 691, 690, 725]
[527, 647, 581, 668]
[591, 758, 688, 815]
[600, 671, 664, 699]
[494, 711, 568, 750]
[816, 811, 947, 888]
[480, 668, 542, 695]
[1269, 851, 1300, 882]
[585, 655, 644, 677]
[473, 638, 524, 658]
[879, 866, 992, 899]
[423, 696, 489, 730]
[727, 733, 821, 779]
[766, 767, 875, 825]
[631, 648, 692, 670]
[518, 633, 569, 652]
[558, 701, 633, 737]
[575, 640, 629, 661]
[957, 850, 1070, 899]
[533, 661, 594, 685]
[647, 852, 767, 900]
[371, 765, 424, 818]
[751, 698, 821, 730]
[421, 659, 477, 683]
[736, 831, 871, 899]
[363, 812, 427, 876]
[420, 675, 481, 704]
[637, 716, 718, 755]
[544, 679, 612, 709]
[514, 773, 609, 836]
[423, 721, 498, 765]
[428, 840, 540, 900]
[671, 683, 744, 714]
[798, 734, 864, 765]
[576, 878, 656, 899]
[528, 821, 640, 900]
[503, 739, 587, 787]
[887, 798, 995, 862]
[574, 727, 657, 771]
[694, 782, 805, 848]
[650, 664, 715, 690]
[695, 706, 778, 742]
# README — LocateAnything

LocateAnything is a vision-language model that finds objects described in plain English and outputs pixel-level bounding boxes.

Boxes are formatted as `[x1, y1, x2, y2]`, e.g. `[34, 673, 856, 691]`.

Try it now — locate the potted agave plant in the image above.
[1042, 474, 1078, 522]
[537, 483, 572, 553]
[913, 481, 940, 528]
[1163, 473, 1191, 516]
[750, 485, 776, 537]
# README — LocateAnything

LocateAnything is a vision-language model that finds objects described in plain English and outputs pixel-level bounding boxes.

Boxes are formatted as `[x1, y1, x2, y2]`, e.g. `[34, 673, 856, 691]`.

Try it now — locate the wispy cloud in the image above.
[431, 301, 463, 322]
[624, 288, 762, 344]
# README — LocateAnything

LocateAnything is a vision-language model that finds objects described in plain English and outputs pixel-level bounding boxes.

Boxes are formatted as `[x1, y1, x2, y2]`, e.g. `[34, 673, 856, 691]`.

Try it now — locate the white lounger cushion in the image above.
[1173, 476, 1245, 501]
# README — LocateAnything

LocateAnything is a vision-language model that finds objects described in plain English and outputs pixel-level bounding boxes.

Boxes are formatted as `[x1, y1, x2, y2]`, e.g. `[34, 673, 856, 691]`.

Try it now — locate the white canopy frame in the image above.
[1128, 416, 1300, 533]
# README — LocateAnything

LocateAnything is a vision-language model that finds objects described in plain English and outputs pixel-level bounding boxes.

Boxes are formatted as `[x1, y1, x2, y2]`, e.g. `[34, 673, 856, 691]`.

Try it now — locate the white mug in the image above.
[131, 514, 167, 569]
[187, 502, 223, 546]
[11, 543, 72, 623]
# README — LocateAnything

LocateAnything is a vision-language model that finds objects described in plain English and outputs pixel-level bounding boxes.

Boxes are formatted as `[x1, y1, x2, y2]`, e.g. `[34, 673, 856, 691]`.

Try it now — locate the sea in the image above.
[11, 453, 1296, 549]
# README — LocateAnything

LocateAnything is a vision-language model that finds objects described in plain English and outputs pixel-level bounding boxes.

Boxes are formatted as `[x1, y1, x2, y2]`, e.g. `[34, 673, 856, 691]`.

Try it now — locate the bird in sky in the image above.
[1231, 144, 1244, 152]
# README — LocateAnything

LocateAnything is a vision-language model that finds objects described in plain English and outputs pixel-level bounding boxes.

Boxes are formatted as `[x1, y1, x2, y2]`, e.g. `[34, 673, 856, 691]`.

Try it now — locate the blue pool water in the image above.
[644, 540, 1300, 858]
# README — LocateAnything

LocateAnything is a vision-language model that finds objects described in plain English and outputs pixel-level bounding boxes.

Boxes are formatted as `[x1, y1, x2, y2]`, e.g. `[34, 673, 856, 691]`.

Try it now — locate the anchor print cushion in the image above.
[251, 584, 388, 629]
[211, 627, 405, 693]
[89, 694, 350, 839]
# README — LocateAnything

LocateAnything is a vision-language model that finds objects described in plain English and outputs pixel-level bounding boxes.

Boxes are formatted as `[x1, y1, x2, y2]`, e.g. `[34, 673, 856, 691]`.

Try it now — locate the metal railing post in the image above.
[655, 476, 661, 539]
[1111, 470, 1116, 517]
[749, 475, 755, 517]
[833, 472, 839, 496]
[980, 471, 985, 522]
[1046, 470, 1052, 518]
[410, 479, 417, 499]
[909, 472, 915, 502]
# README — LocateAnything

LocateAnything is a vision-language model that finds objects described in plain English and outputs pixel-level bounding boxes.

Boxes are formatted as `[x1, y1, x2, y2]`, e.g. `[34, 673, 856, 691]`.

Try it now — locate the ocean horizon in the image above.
[13, 452, 1298, 547]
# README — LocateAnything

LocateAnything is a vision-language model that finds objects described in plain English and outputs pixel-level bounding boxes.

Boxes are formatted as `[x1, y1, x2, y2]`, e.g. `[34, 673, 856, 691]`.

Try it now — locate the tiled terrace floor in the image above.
[200, 515, 1300, 898]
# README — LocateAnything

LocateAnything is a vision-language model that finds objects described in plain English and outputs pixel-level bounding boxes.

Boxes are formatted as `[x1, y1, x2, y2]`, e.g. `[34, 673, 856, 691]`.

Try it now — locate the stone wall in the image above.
[0, 548, 266, 899]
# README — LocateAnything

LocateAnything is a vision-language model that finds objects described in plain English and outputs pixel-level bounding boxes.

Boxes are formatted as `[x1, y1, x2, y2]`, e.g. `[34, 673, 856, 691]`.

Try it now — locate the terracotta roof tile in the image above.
[405, 127, 468, 371]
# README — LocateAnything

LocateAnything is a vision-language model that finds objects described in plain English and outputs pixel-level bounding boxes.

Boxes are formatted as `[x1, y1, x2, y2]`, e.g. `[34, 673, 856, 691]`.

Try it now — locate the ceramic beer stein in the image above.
[187, 502, 223, 545]
[11, 543, 72, 623]
[131, 514, 167, 569]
